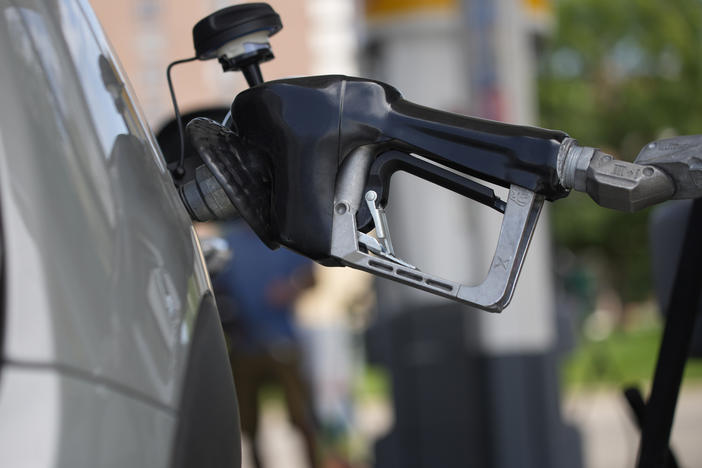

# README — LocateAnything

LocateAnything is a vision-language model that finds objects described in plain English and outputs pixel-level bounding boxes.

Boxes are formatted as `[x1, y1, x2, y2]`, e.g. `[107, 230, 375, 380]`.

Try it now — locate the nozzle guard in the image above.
[330, 146, 544, 312]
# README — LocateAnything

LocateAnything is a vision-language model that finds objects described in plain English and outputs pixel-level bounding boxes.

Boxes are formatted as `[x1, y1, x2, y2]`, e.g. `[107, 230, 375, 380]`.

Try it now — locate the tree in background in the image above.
[539, 0, 702, 302]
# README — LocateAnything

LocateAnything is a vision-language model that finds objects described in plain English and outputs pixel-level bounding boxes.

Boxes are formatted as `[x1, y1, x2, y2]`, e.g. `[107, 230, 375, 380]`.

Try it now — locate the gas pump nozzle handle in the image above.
[230, 75, 569, 259]
[206, 75, 573, 311]
[184, 75, 702, 312]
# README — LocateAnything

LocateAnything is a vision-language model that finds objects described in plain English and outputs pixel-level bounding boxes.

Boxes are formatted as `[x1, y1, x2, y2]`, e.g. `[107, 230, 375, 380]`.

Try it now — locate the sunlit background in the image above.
[90, 0, 702, 467]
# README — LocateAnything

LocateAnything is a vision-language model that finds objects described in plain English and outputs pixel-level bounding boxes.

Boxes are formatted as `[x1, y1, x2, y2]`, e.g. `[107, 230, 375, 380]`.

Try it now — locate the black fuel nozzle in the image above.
[178, 75, 573, 309]
[228, 75, 570, 262]
[219, 75, 573, 310]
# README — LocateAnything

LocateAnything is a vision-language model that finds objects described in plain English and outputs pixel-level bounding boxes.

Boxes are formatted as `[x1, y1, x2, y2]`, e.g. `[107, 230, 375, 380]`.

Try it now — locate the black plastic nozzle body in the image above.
[231, 75, 569, 262]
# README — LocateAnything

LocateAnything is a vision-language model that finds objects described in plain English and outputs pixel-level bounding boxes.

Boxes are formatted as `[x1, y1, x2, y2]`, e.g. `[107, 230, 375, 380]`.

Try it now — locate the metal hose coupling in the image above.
[557, 138, 675, 212]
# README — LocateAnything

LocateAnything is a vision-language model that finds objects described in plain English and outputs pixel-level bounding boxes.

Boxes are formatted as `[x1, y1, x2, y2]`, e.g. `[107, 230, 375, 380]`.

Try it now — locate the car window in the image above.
[56, 0, 129, 157]
[73, 0, 168, 172]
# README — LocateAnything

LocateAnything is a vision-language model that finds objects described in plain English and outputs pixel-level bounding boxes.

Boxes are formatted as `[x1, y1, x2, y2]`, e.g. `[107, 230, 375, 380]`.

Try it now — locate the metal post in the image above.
[637, 198, 702, 467]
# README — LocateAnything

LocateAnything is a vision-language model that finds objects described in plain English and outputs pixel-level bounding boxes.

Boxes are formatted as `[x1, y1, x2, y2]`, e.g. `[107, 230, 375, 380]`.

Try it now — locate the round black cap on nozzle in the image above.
[193, 3, 282, 60]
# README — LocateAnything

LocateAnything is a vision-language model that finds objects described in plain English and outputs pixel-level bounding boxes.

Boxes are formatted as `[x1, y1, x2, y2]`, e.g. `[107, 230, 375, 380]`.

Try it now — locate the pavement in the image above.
[563, 385, 702, 468]
[241, 386, 702, 468]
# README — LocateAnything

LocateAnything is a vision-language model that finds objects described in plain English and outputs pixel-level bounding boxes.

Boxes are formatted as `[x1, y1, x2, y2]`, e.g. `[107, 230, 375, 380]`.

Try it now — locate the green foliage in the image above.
[355, 365, 390, 401]
[539, 0, 702, 301]
[562, 324, 702, 389]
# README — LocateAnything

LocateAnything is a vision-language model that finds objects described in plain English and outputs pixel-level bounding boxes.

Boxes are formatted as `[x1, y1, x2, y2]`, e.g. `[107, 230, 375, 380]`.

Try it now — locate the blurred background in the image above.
[89, 0, 702, 467]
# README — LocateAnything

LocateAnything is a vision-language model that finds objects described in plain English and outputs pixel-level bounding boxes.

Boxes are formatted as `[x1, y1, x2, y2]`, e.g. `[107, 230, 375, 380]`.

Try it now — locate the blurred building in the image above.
[90, 0, 357, 127]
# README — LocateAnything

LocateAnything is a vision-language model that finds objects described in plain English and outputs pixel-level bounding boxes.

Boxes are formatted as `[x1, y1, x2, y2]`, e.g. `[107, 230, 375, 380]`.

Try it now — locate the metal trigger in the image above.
[357, 190, 417, 269]
[364, 190, 394, 254]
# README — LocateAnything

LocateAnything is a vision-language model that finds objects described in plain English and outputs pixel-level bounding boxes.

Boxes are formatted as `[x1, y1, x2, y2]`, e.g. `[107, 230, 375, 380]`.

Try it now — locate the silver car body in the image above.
[0, 0, 239, 466]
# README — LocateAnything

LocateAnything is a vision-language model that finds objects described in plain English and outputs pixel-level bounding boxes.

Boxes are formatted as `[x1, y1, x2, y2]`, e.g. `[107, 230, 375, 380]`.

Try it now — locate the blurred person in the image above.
[212, 221, 320, 468]
[297, 268, 374, 467]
